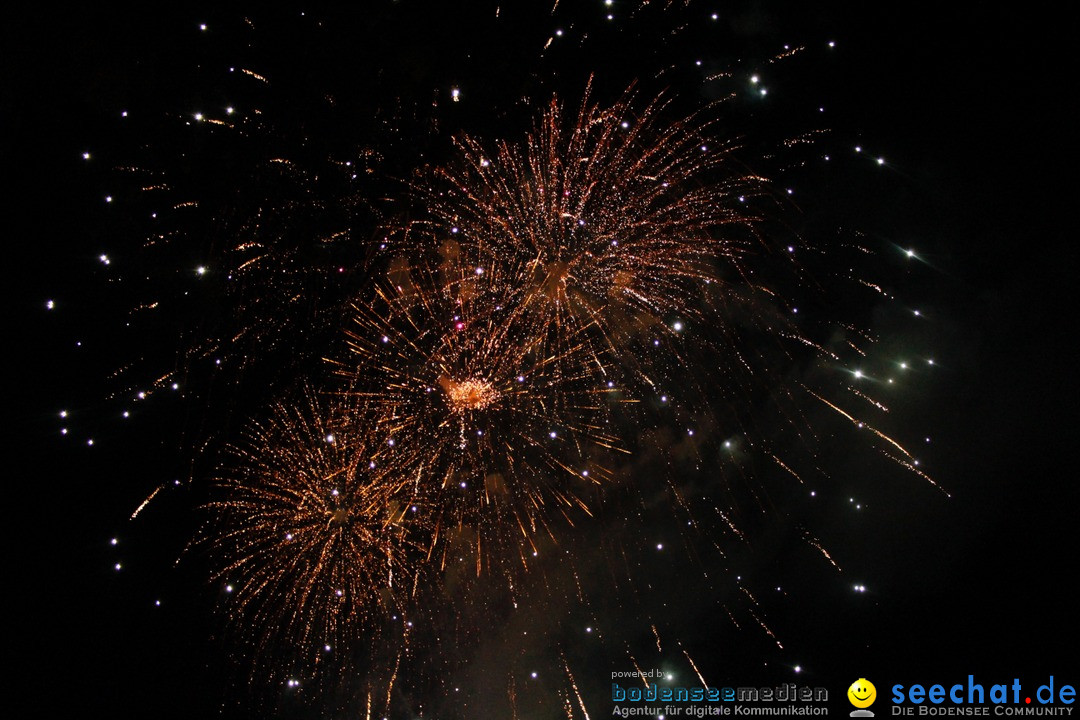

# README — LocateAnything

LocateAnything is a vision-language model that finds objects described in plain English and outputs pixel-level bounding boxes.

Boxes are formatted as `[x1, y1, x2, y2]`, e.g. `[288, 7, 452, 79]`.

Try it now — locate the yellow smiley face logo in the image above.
[848, 679, 877, 708]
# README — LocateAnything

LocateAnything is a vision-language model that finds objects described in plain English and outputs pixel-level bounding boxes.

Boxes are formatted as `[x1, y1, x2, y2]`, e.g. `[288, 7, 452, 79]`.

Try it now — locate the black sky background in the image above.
[7, 3, 1077, 718]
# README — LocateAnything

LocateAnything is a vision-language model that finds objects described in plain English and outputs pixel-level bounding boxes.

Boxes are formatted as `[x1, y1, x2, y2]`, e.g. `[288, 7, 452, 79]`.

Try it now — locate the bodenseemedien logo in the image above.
[849, 679, 878, 717]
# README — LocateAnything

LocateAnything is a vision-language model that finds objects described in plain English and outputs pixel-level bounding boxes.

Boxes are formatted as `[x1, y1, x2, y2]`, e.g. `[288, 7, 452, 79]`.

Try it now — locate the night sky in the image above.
[8, 3, 1077, 718]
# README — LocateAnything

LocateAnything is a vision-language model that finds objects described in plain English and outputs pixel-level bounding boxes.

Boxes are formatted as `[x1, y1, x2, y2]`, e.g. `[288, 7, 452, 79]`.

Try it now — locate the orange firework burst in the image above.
[369, 83, 938, 544]
[201, 392, 424, 681]
[440, 376, 499, 412]
[392, 80, 771, 363]
[331, 259, 629, 572]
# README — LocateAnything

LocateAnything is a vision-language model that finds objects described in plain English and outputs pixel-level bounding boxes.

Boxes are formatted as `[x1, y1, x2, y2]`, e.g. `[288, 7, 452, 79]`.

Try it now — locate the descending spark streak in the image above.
[782, 332, 841, 360]
[749, 609, 783, 649]
[883, 452, 950, 496]
[804, 532, 841, 570]
[682, 647, 709, 689]
[803, 386, 920, 460]
[240, 68, 268, 83]
[804, 384, 947, 495]
[849, 386, 890, 412]
[627, 653, 649, 688]
[771, 454, 804, 484]
[564, 659, 592, 720]
[385, 653, 401, 712]
[131, 484, 165, 520]
[509, 675, 519, 720]
[857, 278, 891, 297]
[847, 340, 869, 357]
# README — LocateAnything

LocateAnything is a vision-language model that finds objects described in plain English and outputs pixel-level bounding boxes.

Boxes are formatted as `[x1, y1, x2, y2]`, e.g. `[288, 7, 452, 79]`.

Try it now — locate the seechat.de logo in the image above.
[849, 679, 878, 718]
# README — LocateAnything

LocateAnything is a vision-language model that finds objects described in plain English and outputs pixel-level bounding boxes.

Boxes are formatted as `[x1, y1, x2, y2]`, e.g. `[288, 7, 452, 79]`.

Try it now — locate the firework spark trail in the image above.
[883, 452, 950, 497]
[564, 658, 592, 720]
[804, 531, 842, 571]
[682, 647, 709, 689]
[131, 484, 166, 520]
[627, 652, 650, 688]
[848, 386, 890, 412]
[749, 608, 783, 649]
[771, 454, 805, 485]
[802, 384, 941, 489]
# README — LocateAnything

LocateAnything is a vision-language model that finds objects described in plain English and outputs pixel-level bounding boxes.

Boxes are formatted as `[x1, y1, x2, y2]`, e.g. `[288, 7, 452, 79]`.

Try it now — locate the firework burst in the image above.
[331, 258, 631, 573]
[201, 392, 423, 683]
[64, 21, 943, 713]
[391, 81, 773, 368]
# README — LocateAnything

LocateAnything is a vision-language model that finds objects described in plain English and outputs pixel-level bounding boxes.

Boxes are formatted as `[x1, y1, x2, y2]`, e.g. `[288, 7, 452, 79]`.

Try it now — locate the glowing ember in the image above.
[440, 376, 499, 411]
